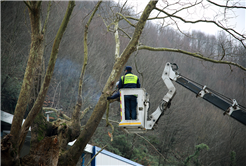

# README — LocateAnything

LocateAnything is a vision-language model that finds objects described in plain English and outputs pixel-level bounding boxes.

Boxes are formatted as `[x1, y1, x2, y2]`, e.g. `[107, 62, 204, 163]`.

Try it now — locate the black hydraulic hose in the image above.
[179, 74, 237, 104]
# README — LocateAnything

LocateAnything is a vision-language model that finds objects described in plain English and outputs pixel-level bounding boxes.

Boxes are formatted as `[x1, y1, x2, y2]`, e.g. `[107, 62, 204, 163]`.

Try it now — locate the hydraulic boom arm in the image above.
[162, 62, 246, 126]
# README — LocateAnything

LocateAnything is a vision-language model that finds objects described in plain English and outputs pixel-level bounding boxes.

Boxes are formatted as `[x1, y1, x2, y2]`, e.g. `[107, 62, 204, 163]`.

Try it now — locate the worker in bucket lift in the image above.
[118, 66, 140, 120]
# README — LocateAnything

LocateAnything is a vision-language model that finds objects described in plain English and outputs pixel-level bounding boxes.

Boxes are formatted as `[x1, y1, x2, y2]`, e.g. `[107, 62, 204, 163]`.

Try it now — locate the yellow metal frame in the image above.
[119, 122, 141, 126]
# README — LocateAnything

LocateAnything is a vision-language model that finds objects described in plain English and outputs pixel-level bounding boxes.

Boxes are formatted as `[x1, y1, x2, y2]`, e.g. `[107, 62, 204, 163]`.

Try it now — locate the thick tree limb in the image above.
[138, 45, 246, 71]
[18, 1, 75, 151]
[11, 0, 44, 152]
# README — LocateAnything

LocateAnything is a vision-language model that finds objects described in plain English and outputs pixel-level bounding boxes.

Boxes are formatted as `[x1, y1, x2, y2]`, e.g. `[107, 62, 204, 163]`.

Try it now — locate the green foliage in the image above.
[37, 130, 44, 142]
[95, 134, 132, 157]
[148, 135, 160, 146]
[195, 143, 209, 151]
[132, 145, 158, 166]
[230, 151, 236, 166]
[92, 125, 160, 165]
[111, 135, 131, 155]
[184, 143, 209, 166]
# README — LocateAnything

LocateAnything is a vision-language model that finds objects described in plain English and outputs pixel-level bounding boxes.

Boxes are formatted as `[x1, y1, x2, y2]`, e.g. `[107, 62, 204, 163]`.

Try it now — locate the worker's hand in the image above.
[107, 97, 111, 100]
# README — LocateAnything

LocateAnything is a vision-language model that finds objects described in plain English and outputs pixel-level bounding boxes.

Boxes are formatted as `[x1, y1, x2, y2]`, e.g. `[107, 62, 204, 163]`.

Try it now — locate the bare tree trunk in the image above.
[1, 2, 44, 166]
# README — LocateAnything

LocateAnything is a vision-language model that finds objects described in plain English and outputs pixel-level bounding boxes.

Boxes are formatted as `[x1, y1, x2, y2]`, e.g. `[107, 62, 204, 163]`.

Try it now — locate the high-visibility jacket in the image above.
[119, 72, 140, 89]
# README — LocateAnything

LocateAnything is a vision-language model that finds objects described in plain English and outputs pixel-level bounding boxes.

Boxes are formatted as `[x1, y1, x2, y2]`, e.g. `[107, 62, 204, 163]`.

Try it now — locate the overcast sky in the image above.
[113, 0, 245, 36]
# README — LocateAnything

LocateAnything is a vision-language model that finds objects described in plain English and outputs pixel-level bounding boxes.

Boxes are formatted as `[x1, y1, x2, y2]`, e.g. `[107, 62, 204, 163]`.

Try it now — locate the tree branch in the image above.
[116, 13, 136, 27]
[100, 14, 132, 41]
[36, 1, 42, 9]
[86, 145, 107, 166]
[138, 45, 246, 71]
[42, 1, 52, 34]
[134, 50, 144, 86]
[23, 1, 32, 11]
[102, 118, 120, 124]
[72, 1, 102, 121]
[207, 0, 246, 9]
[125, 15, 140, 21]
[80, 106, 92, 120]
[114, 21, 120, 59]
[154, 7, 246, 49]
[106, 101, 114, 141]
[118, 27, 132, 39]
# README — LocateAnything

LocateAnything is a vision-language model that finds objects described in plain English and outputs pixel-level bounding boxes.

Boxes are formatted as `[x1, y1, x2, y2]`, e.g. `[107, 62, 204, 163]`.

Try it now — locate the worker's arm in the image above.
[107, 91, 120, 100]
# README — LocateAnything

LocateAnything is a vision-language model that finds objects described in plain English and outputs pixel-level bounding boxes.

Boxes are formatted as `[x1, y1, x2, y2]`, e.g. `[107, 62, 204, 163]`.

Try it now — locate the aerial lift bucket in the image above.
[119, 88, 150, 133]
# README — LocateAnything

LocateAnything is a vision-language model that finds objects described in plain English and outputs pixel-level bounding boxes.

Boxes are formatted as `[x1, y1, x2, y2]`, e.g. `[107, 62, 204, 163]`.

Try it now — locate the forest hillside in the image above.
[1, 1, 246, 166]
